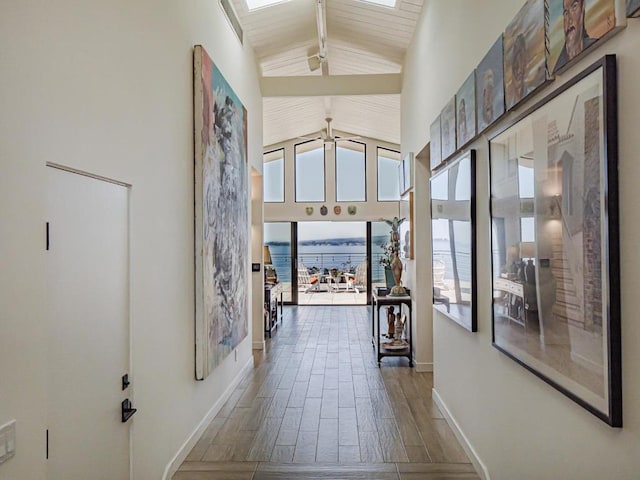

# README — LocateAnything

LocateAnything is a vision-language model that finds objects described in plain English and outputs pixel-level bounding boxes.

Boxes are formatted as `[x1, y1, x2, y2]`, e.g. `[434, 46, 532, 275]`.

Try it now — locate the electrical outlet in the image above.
[0, 420, 16, 464]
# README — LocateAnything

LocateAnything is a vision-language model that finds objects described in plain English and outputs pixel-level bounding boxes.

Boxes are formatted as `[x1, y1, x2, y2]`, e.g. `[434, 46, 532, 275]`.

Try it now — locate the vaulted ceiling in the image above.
[229, 0, 425, 147]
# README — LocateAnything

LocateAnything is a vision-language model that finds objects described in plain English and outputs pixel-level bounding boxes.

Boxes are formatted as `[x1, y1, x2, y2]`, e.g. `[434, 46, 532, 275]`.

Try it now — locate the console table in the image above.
[371, 292, 413, 367]
[264, 282, 283, 337]
[494, 276, 537, 327]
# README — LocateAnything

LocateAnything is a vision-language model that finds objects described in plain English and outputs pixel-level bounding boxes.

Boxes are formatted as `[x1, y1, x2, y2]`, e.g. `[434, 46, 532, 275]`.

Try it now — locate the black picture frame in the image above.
[430, 150, 477, 332]
[488, 55, 621, 426]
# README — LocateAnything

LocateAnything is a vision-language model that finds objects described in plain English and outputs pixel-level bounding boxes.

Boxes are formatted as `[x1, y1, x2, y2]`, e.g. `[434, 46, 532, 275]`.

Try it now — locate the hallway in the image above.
[174, 306, 479, 479]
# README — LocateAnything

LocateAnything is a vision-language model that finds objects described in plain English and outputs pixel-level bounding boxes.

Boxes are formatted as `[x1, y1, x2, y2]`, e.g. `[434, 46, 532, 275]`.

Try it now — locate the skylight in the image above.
[357, 0, 396, 8]
[245, 0, 288, 11]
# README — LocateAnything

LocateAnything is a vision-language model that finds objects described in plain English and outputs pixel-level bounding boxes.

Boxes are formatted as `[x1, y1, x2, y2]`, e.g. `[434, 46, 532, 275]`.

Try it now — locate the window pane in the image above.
[264, 149, 284, 202]
[371, 221, 390, 285]
[336, 141, 366, 202]
[264, 222, 292, 302]
[520, 217, 535, 242]
[377, 148, 401, 201]
[295, 140, 325, 202]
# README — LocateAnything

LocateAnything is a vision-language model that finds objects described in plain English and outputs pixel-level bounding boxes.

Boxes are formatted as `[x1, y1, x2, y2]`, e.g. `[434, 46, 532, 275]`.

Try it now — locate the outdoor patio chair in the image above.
[353, 262, 367, 293]
[298, 264, 320, 293]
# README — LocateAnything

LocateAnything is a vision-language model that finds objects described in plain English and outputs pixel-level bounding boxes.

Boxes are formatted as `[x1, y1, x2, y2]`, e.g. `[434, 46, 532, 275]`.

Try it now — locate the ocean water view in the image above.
[266, 238, 471, 285]
[267, 241, 386, 283]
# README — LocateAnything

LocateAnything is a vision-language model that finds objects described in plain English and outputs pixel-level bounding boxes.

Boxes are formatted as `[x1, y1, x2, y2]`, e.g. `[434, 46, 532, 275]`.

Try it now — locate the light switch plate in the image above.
[0, 420, 16, 464]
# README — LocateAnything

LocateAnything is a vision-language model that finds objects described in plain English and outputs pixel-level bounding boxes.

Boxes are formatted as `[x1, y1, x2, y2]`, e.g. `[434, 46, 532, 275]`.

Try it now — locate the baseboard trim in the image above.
[252, 340, 265, 350]
[414, 361, 433, 372]
[162, 356, 254, 480]
[432, 388, 490, 480]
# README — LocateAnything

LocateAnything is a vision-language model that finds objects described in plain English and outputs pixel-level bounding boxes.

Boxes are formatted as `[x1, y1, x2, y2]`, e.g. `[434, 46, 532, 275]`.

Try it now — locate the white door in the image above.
[46, 166, 131, 480]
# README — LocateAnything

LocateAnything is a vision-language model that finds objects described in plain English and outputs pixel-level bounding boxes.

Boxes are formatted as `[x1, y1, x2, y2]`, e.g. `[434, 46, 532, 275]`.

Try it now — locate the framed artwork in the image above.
[194, 45, 249, 380]
[401, 152, 413, 195]
[456, 72, 477, 148]
[628, 0, 640, 16]
[549, 0, 625, 75]
[397, 159, 405, 197]
[476, 35, 506, 134]
[430, 150, 477, 332]
[440, 97, 457, 160]
[430, 116, 442, 171]
[489, 55, 621, 426]
[504, 0, 549, 111]
[399, 191, 414, 259]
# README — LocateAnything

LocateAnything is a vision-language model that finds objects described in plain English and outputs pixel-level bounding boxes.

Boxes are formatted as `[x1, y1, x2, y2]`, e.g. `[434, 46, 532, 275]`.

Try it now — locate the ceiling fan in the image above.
[298, 117, 361, 150]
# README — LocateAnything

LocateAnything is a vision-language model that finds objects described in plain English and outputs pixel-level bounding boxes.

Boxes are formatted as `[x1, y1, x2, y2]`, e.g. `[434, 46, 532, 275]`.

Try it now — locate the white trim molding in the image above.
[162, 357, 253, 479]
[432, 388, 490, 480]
[413, 361, 433, 373]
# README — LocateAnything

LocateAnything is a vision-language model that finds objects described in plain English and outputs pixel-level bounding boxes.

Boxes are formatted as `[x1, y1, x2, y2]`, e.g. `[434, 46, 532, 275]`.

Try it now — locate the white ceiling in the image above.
[229, 0, 425, 147]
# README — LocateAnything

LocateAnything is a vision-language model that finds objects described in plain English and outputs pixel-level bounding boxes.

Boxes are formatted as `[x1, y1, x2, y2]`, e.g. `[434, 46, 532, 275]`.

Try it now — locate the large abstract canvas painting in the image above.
[194, 45, 248, 380]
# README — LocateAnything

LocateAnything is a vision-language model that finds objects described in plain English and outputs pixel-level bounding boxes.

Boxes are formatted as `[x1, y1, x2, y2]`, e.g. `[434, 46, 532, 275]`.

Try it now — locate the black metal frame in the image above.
[429, 149, 477, 332]
[488, 55, 621, 427]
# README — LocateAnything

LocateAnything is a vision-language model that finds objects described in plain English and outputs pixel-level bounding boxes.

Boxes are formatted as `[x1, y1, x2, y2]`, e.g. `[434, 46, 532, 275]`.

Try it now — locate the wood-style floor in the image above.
[174, 306, 480, 480]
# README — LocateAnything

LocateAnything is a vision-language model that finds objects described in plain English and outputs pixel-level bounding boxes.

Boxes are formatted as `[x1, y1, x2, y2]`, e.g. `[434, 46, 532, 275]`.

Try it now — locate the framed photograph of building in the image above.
[549, 0, 625, 75]
[628, 0, 640, 16]
[489, 55, 621, 426]
[430, 116, 442, 171]
[504, 0, 549, 111]
[456, 72, 476, 149]
[399, 191, 414, 260]
[401, 152, 413, 195]
[430, 150, 477, 332]
[476, 35, 506, 134]
[440, 96, 457, 160]
[194, 45, 249, 380]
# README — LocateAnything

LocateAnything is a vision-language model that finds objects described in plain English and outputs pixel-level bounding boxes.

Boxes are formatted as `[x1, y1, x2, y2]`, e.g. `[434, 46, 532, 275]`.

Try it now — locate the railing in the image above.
[270, 252, 387, 283]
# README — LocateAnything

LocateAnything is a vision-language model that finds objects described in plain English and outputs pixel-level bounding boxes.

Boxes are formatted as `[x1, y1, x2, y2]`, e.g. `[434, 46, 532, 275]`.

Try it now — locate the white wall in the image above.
[0, 0, 262, 478]
[403, 1, 640, 478]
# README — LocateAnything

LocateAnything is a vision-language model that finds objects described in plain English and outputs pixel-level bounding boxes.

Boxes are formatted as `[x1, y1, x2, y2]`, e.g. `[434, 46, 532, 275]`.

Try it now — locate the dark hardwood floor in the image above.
[174, 306, 480, 480]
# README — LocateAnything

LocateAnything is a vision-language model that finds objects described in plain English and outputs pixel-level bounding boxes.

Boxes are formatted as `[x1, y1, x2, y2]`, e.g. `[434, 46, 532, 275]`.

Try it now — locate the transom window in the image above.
[264, 149, 284, 203]
[295, 140, 325, 202]
[377, 147, 401, 201]
[336, 141, 366, 202]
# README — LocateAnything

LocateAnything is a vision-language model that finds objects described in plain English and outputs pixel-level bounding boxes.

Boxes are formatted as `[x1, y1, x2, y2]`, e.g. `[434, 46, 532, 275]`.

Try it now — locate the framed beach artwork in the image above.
[194, 45, 249, 380]
[476, 35, 506, 134]
[629, 0, 640, 16]
[430, 116, 442, 171]
[397, 159, 405, 197]
[489, 56, 621, 426]
[430, 150, 477, 332]
[504, 0, 549, 111]
[456, 72, 476, 149]
[399, 191, 414, 260]
[549, 0, 625, 75]
[401, 152, 413, 195]
[440, 97, 457, 160]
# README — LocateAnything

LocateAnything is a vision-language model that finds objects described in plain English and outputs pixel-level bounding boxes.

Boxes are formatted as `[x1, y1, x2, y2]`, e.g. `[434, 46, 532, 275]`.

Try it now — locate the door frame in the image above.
[46, 162, 134, 479]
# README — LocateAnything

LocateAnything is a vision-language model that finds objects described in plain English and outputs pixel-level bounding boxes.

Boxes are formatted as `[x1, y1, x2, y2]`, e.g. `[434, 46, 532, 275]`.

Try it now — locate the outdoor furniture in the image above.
[353, 262, 367, 293]
[298, 264, 320, 292]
